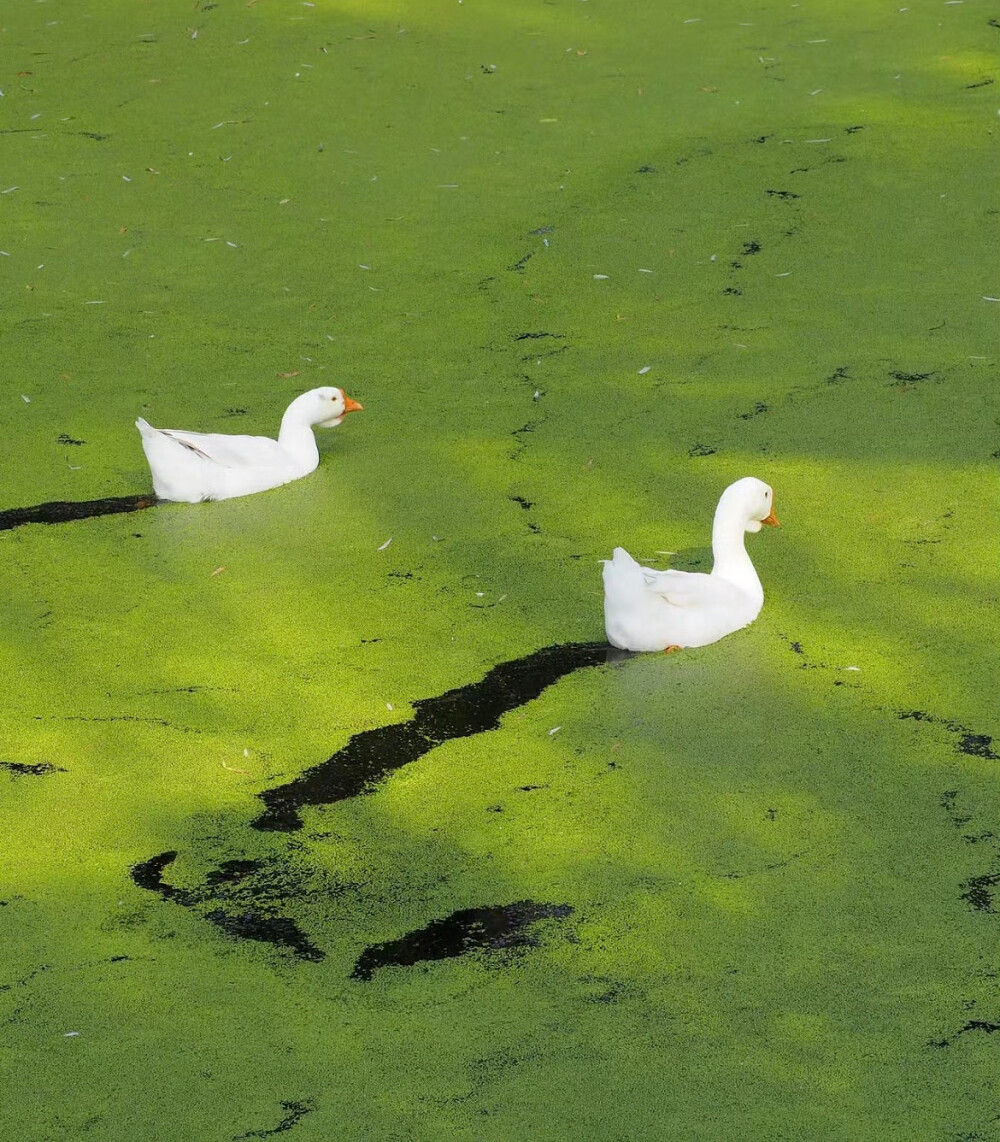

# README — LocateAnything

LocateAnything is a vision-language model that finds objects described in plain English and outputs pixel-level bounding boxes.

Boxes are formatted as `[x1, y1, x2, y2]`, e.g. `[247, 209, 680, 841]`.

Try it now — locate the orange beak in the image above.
[342, 396, 364, 414]
[762, 505, 780, 527]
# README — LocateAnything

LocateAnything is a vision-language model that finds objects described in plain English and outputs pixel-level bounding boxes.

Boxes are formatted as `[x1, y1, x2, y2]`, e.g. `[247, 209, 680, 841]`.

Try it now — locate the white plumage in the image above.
[602, 477, 779, 652]
[136, 386, 362, 503]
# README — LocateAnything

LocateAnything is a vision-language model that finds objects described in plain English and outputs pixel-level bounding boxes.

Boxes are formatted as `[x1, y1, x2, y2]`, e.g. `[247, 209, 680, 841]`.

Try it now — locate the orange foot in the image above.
[663, 644, 683, 654]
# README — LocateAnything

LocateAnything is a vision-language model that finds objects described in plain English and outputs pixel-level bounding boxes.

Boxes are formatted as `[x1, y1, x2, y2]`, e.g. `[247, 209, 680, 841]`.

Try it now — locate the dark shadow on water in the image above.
[0, 493, 159, 532]
[233, 1099, 317, 1141]
[203, 909, 325, 962]
[1, 760, 65, 777]
[131, 641, 632, 961]
[351, 901, 574, 981]
[129, 851, 325, 961]
[130, 850, 187, 901]
[254, 641, 630, 832]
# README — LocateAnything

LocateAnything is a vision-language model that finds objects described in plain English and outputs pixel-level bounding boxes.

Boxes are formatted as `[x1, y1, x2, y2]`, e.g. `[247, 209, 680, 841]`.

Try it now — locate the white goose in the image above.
[136, 386, 363, 503]
[602, 477, 779, 652]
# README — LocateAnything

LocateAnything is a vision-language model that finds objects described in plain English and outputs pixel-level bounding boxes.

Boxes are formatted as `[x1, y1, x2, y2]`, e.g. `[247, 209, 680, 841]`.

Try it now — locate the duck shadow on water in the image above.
[254, 641, 631, 832]
[0, 493, 159, 532]
[131, 641, 633, 972]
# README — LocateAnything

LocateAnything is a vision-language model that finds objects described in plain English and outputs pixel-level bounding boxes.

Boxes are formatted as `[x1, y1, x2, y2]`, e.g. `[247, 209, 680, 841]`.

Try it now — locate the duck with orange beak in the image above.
[136, 386, 363, 503]
[602, 477, 779, 652]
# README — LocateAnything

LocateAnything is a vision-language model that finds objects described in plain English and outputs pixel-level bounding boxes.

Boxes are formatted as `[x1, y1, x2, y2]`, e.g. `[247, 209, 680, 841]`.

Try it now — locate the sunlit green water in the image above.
[1, 1, 996, 1139]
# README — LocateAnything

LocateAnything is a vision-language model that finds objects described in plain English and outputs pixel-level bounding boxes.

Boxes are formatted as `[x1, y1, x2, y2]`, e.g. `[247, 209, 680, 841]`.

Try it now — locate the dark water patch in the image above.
[351, 901, 573, 981]
[960, 873, 998, 914]
[636, 164, 657, 172]
[507, 252, 533, 272]
[738, 401, 769, 420]
[966, 77, 995, 89]
[130, 851, 324, 959]
[826, 365, 850, 384]
[958, 734, 997, 759]
[56, 433, 86, 446]
[688, 442, 717, 457]
[234, 1099, 316, 1141]
[253, 642, 619, 832]
[750, 134, 774, 144]
[205, 859, 264, 886]
[204, 910, 324, 961]
[888, 370, 936, 387]
[0, 493, 159, 532]
[844, 125, 865, 133]
[741, 240, 762, 255]
[514, 331, 564, 341]
[766, 188, 800, 199]
[722, 286, 742, 295]
[223, 407, 249, 417]
[509, 495, 534, 511]
[80, 131, 111, 141]
[928, 1020, 1000, 1049]
[528, 225, 553, 236]
[130, 851, 189, 901]
[132, 642, 628, 959]
[776, 634, 817, 662]
[1, 760, 64, 777]
[899, 711, 998, 760]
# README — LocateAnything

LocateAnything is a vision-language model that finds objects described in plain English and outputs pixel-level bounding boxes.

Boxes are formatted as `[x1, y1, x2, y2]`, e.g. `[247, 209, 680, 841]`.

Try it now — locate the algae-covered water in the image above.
[1, 1, 997, 1139]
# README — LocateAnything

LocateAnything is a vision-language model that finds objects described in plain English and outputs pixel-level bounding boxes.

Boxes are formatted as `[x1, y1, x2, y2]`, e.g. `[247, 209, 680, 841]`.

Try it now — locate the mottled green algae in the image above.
[1, 0, 997, 1139]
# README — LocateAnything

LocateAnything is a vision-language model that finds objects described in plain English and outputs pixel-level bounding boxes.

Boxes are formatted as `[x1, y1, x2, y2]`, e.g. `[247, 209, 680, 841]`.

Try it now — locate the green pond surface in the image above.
[1, 0, 997, 1138]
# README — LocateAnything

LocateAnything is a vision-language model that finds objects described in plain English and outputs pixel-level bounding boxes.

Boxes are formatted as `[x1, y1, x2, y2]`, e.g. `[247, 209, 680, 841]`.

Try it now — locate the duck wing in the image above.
[153, 428, 287, 469]
[640, 567, 747, 609]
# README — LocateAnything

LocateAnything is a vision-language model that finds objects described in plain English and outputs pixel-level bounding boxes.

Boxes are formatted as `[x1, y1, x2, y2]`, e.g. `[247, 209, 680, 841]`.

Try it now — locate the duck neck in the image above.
[277, 403, 320, 472]
[710, 507, 763, 601]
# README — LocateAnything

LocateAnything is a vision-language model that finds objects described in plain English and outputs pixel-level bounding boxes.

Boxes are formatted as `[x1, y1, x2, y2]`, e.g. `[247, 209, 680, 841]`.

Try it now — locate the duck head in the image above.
[720, 476, 779, 532]
[294, 386, 364, 428]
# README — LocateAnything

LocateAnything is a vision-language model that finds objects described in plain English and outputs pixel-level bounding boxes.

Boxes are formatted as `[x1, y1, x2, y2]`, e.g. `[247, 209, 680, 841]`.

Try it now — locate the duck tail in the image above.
[602, 546, 642, 588]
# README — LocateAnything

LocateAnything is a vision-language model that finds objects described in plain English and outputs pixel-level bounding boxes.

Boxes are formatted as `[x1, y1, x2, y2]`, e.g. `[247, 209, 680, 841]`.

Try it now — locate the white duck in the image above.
[136, 386, 363, 503]
[602, 476, 779, 652]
